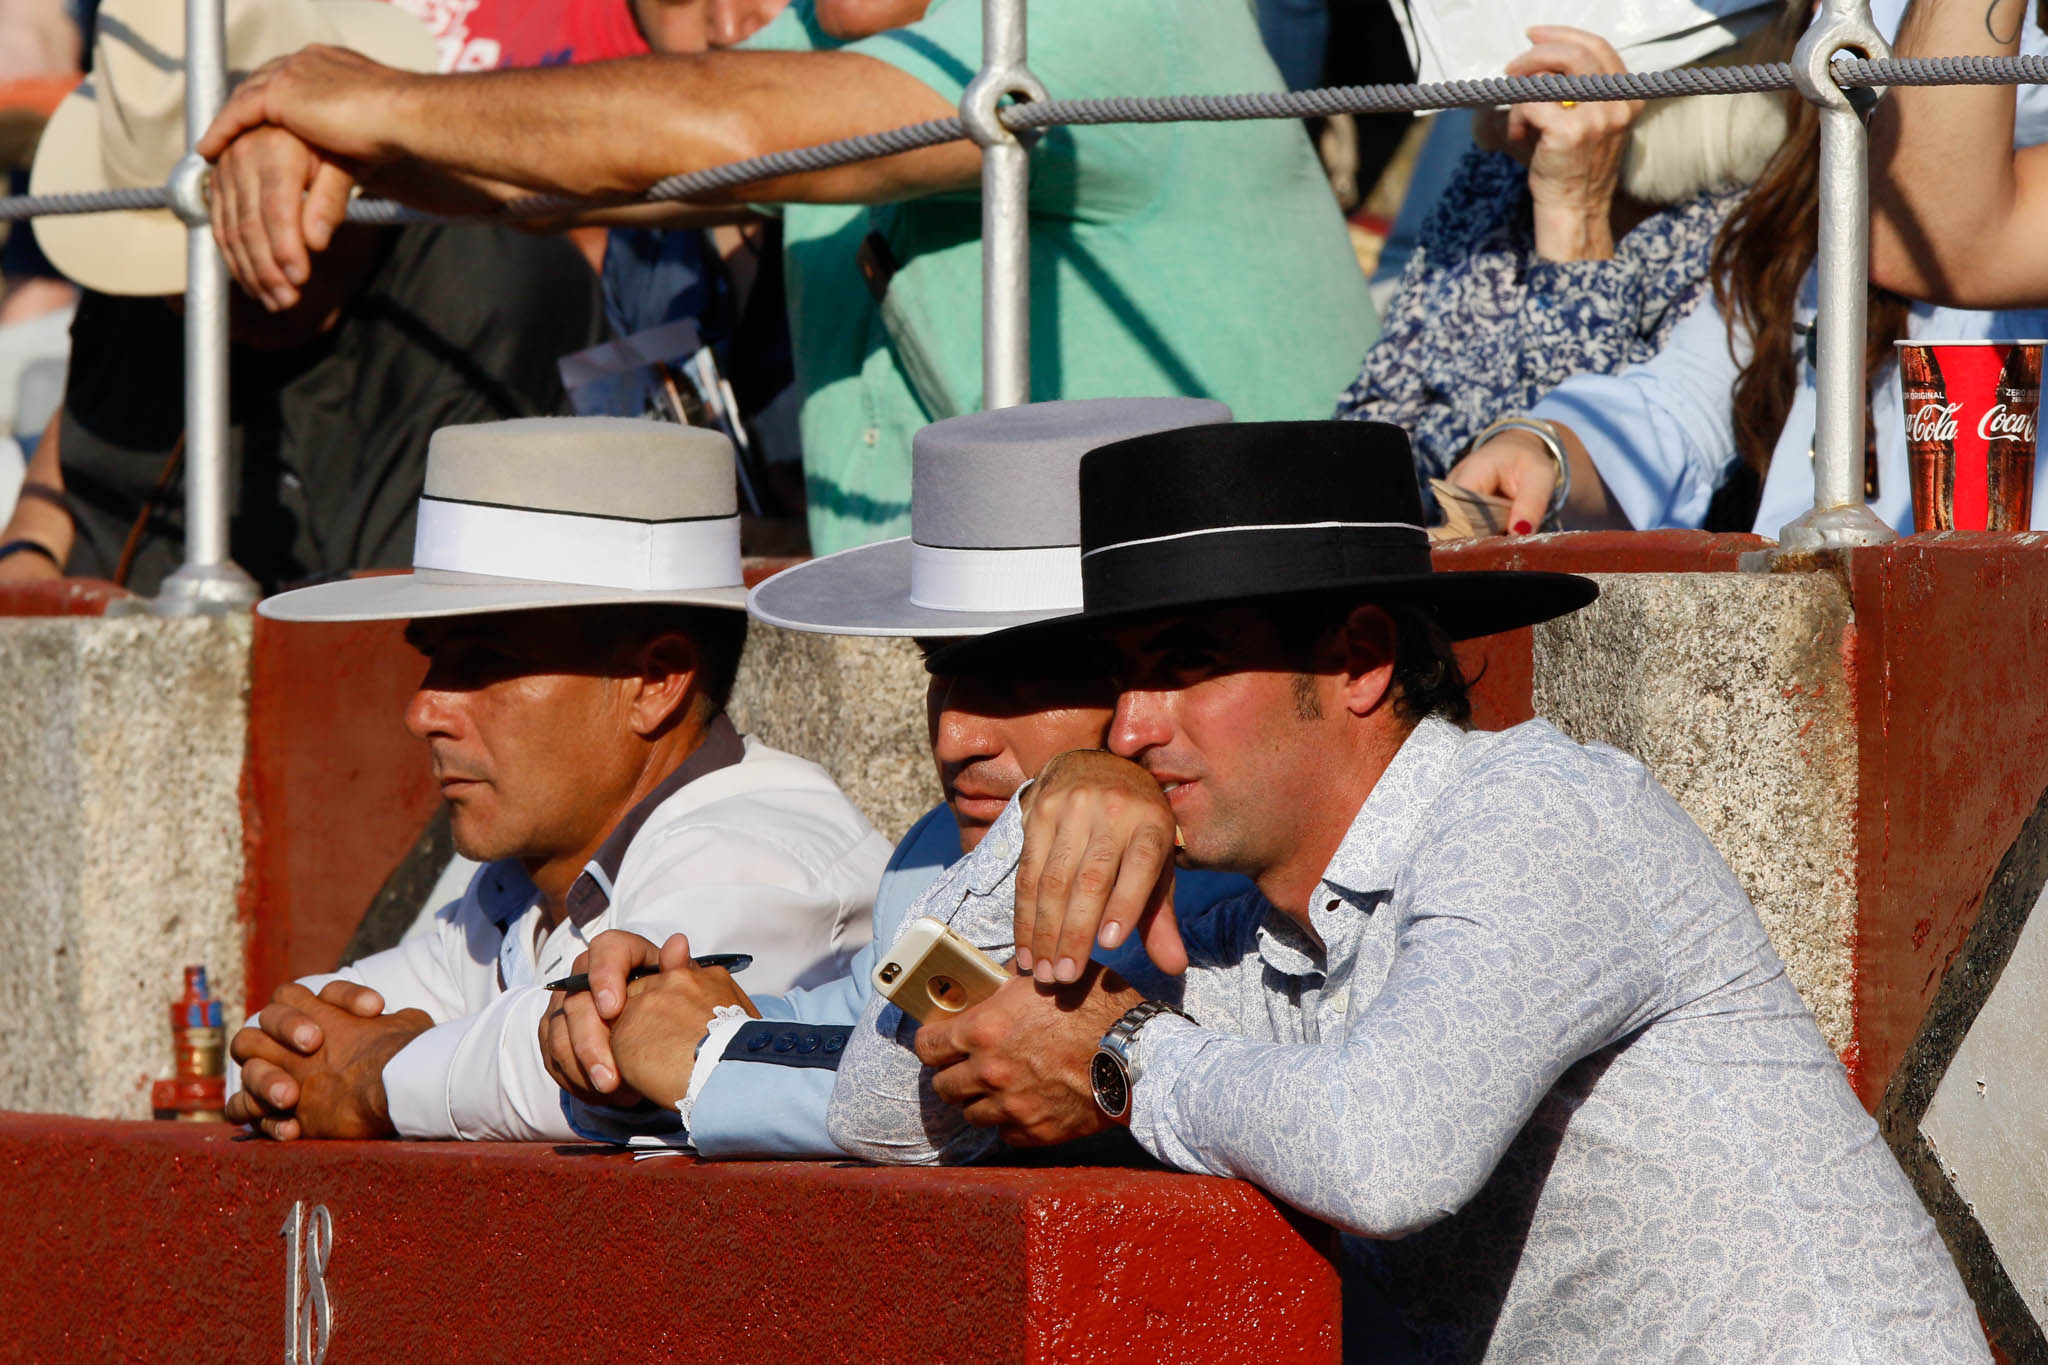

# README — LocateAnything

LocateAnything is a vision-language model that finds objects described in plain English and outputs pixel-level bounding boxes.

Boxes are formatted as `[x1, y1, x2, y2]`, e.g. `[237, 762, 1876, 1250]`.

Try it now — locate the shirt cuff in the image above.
[381, 1013, 477, 1140]
[675, 1006, 753, 1132]
[1125, 1014, 1224, 1175]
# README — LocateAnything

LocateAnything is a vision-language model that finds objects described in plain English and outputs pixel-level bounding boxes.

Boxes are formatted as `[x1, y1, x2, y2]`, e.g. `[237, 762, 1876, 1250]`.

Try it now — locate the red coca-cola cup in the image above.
[1896, 339, 2043, 532]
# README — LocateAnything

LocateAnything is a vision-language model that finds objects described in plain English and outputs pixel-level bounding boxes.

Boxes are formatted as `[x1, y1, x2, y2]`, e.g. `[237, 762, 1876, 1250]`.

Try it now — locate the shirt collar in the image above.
[561, 713, 747, 928]
[1247, 718, 1467, 980]
[1319, 716, 1469, 900]
[967, 793, 1027, 898]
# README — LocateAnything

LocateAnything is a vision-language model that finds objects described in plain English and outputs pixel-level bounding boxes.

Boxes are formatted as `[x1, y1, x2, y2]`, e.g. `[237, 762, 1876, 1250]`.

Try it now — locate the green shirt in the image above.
[747, 0, 1378, 553]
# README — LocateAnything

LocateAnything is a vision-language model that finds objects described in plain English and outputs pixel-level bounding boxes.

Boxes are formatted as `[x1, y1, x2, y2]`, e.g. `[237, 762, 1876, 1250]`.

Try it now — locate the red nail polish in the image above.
[1512, 519, 1534, 535]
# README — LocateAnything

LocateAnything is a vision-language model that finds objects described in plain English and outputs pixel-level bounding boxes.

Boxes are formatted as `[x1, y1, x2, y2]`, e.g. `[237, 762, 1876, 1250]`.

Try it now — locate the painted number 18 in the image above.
[278, 1201, 334, 1365]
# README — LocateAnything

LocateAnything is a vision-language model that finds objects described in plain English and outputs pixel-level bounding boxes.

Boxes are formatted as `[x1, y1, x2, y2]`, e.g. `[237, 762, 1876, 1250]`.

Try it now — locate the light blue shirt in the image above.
[830, 722, 1987, 1360]
[683, 804, 958, 1158]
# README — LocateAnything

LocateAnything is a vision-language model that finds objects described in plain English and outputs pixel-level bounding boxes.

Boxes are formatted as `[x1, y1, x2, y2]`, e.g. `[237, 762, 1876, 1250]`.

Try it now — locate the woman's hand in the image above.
[1498, 27, 1643, 262]
[1449, 430, 1559, 535]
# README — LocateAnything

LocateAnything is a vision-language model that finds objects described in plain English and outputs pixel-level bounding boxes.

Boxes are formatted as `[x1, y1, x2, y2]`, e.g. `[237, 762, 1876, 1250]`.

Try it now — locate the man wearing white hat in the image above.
[540, 397, 1258, 1158]
[0, 0, 603, 595]
[225, 417, 890, 1142]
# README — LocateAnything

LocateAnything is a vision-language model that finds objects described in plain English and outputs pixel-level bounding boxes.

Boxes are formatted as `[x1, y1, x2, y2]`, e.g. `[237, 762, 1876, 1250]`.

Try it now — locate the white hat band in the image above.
[908, 542, 1082, 614]
[413, 497, 742, 592]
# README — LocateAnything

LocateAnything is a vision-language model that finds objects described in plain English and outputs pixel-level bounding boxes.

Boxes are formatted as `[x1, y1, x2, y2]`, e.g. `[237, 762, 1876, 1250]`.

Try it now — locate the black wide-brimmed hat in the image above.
[930, 420, 1597, 672]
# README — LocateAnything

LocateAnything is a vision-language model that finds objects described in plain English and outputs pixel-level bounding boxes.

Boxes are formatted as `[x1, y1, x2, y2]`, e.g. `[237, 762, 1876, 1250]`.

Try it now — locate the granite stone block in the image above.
[0, 614, 251, 1119]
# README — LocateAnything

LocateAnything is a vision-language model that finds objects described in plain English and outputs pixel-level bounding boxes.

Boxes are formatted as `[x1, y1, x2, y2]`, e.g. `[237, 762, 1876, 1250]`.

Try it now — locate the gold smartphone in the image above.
[873, 917, 1011, 1024]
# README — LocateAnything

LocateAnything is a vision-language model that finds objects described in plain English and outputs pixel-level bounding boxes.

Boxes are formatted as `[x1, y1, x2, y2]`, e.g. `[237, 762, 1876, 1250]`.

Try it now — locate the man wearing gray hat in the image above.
[225, 417, 890, 1143]
[541, 397, 1258, 1158]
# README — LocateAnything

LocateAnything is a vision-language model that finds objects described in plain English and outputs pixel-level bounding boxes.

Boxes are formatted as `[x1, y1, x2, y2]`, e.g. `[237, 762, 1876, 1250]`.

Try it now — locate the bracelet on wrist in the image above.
[1473, 415, 1572, 527]
[0, 538, 62, 570]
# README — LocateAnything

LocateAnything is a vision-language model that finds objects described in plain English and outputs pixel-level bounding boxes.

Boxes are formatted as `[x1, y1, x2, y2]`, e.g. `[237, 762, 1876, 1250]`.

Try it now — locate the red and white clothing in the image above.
[380, 0, 647, 71]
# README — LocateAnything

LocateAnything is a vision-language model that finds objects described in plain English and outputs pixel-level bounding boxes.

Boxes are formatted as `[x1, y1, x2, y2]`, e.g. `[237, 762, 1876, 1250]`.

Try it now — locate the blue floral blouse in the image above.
[1335, 147, 1741, 498]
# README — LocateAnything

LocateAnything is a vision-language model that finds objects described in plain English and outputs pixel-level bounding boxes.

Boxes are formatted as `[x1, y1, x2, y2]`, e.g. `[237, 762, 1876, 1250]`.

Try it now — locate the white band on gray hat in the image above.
[413, 497, 742, 592]
[908, 542, 1082, 614]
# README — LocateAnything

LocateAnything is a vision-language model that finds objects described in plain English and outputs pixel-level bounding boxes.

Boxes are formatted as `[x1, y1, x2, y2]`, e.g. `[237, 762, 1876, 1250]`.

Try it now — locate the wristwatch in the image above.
[1091, 999, 1196, 1120]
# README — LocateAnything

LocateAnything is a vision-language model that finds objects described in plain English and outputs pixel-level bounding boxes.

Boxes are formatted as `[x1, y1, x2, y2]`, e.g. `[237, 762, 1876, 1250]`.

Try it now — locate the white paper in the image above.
[1389, 0, 1779, 86]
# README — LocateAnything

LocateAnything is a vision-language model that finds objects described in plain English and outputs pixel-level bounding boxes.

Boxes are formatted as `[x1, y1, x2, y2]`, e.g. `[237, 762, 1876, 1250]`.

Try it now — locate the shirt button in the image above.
[771, 1032, 797, 1053]
[746, 1031, 770, 1053]
[1326, 899, 1339, 913]
[796, 1032, 821, 1054]
[823, 1034, 846, 1055]
[863, 427, 880, 446]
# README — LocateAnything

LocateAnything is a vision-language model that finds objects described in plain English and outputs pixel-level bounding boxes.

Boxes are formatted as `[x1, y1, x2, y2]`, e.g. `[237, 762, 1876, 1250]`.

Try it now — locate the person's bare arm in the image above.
[201, 45, 968, 309]
[1870, 0, 2048, 306]
[0, 411, 70, 583]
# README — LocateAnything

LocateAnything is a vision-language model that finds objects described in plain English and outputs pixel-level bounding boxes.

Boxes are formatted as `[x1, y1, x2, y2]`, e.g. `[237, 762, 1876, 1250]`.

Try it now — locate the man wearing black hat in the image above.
[827, 422, 1988, 1361]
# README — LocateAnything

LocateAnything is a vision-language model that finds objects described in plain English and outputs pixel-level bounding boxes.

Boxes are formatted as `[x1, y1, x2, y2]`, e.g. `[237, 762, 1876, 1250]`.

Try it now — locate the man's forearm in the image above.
[284, 50, 975, 206]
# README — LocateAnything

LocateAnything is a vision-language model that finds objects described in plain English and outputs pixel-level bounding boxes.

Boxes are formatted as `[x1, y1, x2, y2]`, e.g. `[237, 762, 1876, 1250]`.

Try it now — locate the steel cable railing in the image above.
[6, 55, 2048, 227]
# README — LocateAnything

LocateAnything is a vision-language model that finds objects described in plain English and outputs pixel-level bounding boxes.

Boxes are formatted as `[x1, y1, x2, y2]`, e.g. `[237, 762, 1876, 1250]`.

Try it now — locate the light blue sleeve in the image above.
[1528, 290, 1749, 531]
[683, 805, 961, 1159]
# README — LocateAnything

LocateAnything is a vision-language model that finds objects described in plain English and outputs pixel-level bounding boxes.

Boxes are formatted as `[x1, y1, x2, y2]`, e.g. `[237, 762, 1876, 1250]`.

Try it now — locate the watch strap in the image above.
[1095, 998, 1197, 1101]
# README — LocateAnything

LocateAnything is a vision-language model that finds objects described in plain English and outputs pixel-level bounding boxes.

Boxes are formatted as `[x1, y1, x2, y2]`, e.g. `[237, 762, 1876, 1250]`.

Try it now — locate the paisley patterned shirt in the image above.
[1334, 148, 1740, 501]
[829, 718, 1987, 1363]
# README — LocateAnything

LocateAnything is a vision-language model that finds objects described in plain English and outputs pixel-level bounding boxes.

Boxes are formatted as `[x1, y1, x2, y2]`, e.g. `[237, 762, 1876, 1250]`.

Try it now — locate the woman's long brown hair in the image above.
[1710, 6, 1909, 481]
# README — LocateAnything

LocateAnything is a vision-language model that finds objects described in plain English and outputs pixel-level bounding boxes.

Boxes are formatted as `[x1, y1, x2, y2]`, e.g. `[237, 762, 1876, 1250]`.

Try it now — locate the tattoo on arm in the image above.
[1988, 0, 2025, 46]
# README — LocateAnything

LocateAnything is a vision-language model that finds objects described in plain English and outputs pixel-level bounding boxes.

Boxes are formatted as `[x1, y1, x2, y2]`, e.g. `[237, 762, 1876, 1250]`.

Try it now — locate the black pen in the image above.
[544, 953, 753, 994]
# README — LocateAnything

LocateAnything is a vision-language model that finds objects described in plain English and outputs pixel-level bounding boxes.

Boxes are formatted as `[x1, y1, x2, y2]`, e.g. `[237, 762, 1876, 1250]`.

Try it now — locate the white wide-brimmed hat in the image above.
[259, 418, 751, 622]
[31, 0, 434, 296]
[748, 397, 1232, 638]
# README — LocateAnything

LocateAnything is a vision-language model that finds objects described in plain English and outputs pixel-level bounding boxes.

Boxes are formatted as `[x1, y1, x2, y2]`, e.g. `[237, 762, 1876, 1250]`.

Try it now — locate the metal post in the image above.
[1775, 0, 1898, 553]
[960, 0, 1047, 410]
[155, 0, 258, 614]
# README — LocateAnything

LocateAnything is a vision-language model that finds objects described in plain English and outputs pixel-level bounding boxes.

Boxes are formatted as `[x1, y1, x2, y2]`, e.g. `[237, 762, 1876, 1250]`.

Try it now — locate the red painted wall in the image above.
[1845, 535, 2048, 1105]
[0, 1116, 1339, 1363]
[0, 577, 129, 616]
[240, 615, 439, 1014]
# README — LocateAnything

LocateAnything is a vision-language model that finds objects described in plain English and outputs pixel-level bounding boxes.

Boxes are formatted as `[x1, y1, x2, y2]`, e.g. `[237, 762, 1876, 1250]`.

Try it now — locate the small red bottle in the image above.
[150, 965, 226, 1121]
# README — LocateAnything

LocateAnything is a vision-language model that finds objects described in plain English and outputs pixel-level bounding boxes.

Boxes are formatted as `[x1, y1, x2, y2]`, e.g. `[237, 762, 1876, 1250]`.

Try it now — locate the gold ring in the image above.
[1559, 100, 1578, 108]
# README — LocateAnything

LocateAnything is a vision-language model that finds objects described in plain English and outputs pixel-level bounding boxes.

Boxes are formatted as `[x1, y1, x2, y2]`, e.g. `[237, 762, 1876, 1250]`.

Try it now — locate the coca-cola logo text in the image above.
[1978, 402, 2039, 445]
[1909, 402, 1961, 444]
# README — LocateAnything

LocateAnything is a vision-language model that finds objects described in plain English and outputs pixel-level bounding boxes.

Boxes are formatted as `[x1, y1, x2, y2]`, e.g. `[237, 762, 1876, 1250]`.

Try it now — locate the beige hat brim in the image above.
[29, 89, 181, 296]
[259, 570, 752, 623]
[32, 0, 437, 296]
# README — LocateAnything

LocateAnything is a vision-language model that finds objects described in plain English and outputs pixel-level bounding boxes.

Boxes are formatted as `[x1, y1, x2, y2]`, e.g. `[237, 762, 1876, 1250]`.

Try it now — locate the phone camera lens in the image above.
[927, 975, 967, 1011]
[879, 962, 902, 984]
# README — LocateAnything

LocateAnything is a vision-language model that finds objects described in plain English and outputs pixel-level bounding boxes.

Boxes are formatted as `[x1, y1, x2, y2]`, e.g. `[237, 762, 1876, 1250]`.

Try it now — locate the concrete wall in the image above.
[0, 613, 250, 1119]
[728, 627, 935, 843]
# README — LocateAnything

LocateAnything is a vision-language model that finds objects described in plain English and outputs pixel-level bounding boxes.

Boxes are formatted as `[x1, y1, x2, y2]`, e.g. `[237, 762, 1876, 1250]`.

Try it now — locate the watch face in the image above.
[1091, 1049, 1130, 1119]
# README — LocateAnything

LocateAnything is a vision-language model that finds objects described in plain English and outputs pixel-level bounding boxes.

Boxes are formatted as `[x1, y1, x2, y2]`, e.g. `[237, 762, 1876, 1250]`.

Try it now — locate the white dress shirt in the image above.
[305, 717, 892, 1141]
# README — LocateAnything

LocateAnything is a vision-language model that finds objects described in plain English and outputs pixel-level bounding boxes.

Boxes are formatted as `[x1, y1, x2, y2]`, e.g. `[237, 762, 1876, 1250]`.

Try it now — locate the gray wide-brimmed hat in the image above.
[748, 397, 1231, 637]
[259, 418, 750, 622]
